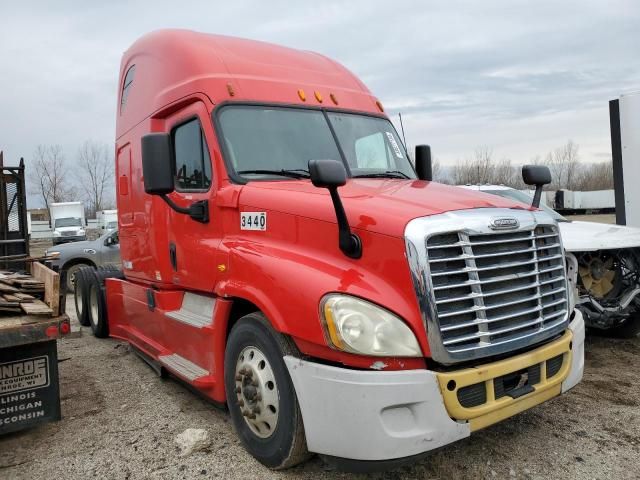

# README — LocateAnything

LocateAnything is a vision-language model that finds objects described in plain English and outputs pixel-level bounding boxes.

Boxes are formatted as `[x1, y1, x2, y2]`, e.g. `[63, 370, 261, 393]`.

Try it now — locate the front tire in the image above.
[66, 263, 88, 292]
[224, 313, 309, 469]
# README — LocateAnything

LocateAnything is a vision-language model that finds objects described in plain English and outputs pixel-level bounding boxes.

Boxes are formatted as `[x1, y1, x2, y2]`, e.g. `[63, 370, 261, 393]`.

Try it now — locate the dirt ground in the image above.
[0, 299, 639, 480]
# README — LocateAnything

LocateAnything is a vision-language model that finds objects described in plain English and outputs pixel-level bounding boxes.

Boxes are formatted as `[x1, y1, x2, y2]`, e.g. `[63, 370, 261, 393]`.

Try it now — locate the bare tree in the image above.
[545, 140, 580, 190]
[453, 146, 493, 185]
[76, 141, 114, 217]
[574, 162, 614, 191]
[29, 144, 71, 213]
[453, 146, 519, 186]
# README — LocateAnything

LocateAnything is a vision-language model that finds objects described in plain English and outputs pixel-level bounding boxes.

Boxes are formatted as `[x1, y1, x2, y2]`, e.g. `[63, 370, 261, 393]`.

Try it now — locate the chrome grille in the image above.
[405, 208, 569, 364]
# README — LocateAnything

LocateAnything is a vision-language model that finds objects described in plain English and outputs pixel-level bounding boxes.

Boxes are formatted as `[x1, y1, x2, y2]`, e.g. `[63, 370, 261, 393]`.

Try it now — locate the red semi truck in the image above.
[77, 30, 584, 469]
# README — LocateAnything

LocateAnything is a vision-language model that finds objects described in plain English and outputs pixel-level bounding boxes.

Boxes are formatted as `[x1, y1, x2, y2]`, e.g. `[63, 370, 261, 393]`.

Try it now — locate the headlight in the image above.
[53, 231, 61, 237]
[46, 251, 60, 258]
[320, 294, 422, 357]
[78, 229, 86, 236]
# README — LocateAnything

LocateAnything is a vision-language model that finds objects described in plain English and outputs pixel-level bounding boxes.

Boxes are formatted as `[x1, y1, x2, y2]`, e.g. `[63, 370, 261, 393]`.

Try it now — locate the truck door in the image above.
[164, 101, 221, 292]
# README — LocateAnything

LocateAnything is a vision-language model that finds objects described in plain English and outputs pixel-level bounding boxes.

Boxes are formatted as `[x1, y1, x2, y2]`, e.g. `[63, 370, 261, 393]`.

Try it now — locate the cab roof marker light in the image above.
[314, 91, 323, 103]
[375, 100, 384, 112]
[226, 83, 235, 97]
[330, 93, 338, 105]
[298, 89, 307, 101]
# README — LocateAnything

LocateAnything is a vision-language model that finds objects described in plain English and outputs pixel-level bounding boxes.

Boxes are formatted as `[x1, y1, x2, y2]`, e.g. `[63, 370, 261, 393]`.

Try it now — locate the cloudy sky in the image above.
[1, 0, 638, 181]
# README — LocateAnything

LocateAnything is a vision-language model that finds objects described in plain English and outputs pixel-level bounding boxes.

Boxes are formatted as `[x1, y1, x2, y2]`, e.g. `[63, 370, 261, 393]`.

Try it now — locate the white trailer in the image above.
[50, 202, 86, 245]
[96, 209, 118, 231]
[611, 91, 640, 227]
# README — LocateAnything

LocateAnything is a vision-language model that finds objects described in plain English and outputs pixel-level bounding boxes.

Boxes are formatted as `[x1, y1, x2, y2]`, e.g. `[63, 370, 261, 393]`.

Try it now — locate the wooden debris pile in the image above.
[0, 271, 53, 315]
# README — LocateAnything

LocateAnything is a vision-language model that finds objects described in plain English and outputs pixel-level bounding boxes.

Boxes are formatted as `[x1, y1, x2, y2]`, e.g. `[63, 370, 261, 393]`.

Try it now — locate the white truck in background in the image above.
[96, 209, 118, 232]
[50, 202, 86, 245]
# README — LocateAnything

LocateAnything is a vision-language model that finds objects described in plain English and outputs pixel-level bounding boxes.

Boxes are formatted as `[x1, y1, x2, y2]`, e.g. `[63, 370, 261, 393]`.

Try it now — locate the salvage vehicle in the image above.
[77, 30, 584, 470]
[46, 230, 120, 291]
[463, 185, 640, 338]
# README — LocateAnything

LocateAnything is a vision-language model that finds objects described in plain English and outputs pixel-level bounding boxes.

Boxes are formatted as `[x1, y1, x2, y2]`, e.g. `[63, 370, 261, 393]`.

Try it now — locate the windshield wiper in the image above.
[352, 171, 412, 179]
[237, 169, 311, 179]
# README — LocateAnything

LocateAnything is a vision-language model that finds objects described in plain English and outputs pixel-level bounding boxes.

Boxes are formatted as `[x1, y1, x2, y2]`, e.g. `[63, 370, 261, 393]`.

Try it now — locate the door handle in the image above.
[169, 242, 177, 271]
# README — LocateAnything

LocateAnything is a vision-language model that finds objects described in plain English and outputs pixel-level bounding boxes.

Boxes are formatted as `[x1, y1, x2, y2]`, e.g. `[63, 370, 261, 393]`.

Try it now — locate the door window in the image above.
[172, 119, 213, 191]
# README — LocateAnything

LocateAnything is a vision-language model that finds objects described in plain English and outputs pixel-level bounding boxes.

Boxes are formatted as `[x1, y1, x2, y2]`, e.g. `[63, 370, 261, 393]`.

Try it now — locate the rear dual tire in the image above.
[74, 266, 123, 337]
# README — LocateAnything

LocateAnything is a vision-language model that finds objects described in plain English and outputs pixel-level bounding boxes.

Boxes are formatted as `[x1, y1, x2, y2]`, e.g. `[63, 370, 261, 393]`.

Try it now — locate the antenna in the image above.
[398, 113, 407, 147]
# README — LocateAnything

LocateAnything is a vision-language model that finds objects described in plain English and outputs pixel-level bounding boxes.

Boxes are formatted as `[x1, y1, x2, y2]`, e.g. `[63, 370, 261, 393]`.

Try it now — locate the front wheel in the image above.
[224, 313, 310, 469]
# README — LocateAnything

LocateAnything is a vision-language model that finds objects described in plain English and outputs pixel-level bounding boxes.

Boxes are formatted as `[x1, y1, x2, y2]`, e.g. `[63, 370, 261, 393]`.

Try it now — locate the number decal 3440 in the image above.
[240, 212, 267, 231]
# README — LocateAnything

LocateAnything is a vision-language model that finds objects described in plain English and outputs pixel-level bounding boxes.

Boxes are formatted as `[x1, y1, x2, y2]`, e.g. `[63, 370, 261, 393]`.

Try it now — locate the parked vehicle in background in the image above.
[77, 30, 585, 470]
[46, 230, 120, 290]
[96, 209, 118, 231]
[462, 185, 640, 338]
[49, 202, 86, 245]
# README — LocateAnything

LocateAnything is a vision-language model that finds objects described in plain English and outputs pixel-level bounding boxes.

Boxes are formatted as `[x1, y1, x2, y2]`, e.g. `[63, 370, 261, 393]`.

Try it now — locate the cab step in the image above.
[165, 292, 215, 328]
[158, 353, 214, 386]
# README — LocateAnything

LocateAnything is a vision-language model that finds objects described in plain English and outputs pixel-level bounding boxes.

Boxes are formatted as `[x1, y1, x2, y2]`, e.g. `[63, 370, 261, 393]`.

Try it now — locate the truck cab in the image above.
[87, 30, 585, 469]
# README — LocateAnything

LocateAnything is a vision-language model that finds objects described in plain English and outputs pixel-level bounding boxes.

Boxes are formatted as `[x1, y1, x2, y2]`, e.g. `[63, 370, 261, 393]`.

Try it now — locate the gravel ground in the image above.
[0, 298, 638, 480]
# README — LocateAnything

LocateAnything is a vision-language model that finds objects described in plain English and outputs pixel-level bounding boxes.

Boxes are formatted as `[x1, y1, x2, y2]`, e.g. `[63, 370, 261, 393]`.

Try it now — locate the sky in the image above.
[1, 0, 639, 186]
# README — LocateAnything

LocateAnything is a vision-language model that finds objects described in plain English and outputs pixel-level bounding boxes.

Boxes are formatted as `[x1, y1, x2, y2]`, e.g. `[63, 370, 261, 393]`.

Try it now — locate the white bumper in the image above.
[284, 311, 585, 462]
[284, 356, 470, 461]
[562, 310, 585, 393]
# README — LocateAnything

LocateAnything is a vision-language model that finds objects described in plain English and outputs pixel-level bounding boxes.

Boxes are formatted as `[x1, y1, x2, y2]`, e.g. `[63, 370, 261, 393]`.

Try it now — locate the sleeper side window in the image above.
[120, 65, 136, 113]
[172, 118, 213, 191]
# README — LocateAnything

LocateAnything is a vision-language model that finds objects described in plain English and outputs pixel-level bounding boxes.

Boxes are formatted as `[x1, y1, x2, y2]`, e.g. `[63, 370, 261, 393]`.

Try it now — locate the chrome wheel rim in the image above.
[89, 285, 99, 325]
[234, 346, 279, 438]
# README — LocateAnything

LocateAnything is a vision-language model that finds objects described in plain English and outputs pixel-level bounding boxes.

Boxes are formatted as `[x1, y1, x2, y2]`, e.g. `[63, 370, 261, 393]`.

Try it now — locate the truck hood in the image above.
[238, 179, 530, 237]
[559, 221, 640, 252]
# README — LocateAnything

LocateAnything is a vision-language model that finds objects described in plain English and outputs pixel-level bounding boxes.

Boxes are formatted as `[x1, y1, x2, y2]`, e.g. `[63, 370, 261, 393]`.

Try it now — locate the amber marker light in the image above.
[226, 83, 235, 97]
[323, 302, 345, 350]
[298, 89, 307, 101]
[375, 100, 384, 112]
[314, 91, 323, 103]
[330, 93, 338, 105]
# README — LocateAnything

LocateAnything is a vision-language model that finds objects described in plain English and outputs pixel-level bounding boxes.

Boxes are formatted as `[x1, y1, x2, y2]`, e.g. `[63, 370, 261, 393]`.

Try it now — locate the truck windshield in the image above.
[217, 105, 416, 181]
[54, 217, 82, 228]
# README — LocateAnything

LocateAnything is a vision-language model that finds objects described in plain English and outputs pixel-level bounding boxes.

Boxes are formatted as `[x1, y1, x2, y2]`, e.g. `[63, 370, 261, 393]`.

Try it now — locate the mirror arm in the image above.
[328, 187, 362, 259]
[532, 186, 543, 208]
[161, 195, 209, 223]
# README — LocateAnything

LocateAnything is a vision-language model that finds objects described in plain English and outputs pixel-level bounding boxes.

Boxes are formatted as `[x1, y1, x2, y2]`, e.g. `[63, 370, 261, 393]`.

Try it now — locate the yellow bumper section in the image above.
[436, 330, 573, 431]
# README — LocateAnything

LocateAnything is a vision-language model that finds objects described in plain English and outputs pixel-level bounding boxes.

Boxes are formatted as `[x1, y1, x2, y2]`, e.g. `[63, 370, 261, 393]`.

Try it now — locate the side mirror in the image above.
[104, 237, 114, 247]
[309, 158, 347, 188]
[415, 145, 432, 181]
[141, 133, 209, 223]
[522, 165, 551, 208]
[308, 160, 361, 259]
[141, 133, 174, 195]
